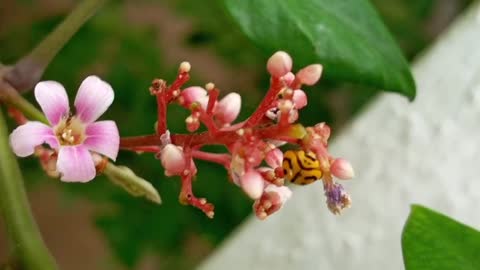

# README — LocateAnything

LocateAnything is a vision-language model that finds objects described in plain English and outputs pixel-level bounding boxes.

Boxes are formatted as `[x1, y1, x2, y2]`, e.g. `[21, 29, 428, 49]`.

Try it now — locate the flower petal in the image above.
[9, 122, 59, 157]
[74, 76, 114, 123]
[34, 81, 69, 125]
[57, 145, 96, 182]
[83, 120, 120, 161]
[215, 92, 241, 124]
[292, 89, 307, 109]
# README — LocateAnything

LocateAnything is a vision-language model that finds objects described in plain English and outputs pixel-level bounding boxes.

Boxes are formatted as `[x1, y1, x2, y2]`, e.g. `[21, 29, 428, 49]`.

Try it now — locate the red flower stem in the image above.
[191, 150, 230, 167]
[121, 146, 161, 153]
[120, 124, 299, 150]
[7, 106, 28, 125]
[170, 72, 190, 93]
[244, 77, 283, 128]
[206, 88, 219, 114]
[156, 93, 167, 135]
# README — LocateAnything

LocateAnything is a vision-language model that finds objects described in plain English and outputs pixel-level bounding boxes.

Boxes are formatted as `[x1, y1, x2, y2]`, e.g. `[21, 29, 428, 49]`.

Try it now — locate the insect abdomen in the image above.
[282, 150, 323, 185]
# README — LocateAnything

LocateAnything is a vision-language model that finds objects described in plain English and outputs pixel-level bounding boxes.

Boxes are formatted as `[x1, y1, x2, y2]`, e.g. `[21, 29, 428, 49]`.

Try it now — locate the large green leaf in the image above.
[402, 205, 480, 270]
[223, 0, 416, 99]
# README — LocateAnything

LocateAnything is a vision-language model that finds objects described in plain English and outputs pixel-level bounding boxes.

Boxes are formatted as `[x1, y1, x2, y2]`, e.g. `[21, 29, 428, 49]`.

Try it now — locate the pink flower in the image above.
[9, 76, 119, 182]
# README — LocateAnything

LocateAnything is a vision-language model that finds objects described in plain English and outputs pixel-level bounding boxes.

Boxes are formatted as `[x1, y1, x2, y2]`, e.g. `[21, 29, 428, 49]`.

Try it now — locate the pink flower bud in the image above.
[160, 144, 186, 175]
[215, 92, 241, 124]
[264, 184, 292, 204]
[181, 86, 207, 107]
[186, 115, 200, 132]
[265, 148, 283, 168]
[253, 184, 292, 219]
[292, 89, 307, 109]
[267, 51, 292, 77]
[296, 64, 323, 86]
[314, 122, 331, 142]
[282, 72, 295, 85]
[240, 170, 265, 199]
[331, 158, 354, 180]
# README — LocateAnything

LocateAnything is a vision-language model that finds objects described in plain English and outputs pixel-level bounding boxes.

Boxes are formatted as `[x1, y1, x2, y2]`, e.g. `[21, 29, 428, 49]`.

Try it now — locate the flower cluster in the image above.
[121, 51, 355, 219]
[9, 51, 354, 219]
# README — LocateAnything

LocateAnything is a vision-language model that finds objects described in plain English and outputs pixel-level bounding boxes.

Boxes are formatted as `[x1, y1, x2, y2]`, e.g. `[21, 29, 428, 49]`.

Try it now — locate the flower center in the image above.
[55, 116, 86, 146]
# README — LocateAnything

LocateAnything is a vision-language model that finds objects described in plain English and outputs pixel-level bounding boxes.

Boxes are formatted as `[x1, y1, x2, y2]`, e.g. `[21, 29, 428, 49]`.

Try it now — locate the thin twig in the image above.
[0, 109, 58, 270]
[4, 0, 107, 92]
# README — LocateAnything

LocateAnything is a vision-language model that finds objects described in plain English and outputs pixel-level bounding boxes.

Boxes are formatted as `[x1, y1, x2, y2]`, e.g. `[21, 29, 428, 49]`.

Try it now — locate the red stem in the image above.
[191, 150, 230, 167]
[244, 77, 283, 128]
[156, 93, 167, 135]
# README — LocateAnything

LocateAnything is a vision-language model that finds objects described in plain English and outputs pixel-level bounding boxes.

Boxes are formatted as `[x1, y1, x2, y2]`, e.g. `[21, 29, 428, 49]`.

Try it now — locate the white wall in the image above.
[198, 2, 480, 270]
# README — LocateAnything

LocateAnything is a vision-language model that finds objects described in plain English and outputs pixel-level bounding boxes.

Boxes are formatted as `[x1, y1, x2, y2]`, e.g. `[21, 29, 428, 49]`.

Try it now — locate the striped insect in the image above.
[282, 150, 323, 185]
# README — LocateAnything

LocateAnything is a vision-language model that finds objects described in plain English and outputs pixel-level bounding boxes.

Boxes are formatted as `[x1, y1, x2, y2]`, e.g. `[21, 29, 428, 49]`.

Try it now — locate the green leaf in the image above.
[223, 0, 416, 99]
[402, 205, 480, 270]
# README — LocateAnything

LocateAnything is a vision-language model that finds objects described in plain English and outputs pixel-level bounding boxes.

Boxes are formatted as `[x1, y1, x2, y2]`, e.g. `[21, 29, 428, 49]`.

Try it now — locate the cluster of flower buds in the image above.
[121, 51, 355, 219]
[8, 51, 354, 220]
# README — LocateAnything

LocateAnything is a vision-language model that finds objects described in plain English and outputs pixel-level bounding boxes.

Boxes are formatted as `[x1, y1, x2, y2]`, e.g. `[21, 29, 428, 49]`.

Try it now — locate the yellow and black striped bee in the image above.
[282, 150, 323, 185]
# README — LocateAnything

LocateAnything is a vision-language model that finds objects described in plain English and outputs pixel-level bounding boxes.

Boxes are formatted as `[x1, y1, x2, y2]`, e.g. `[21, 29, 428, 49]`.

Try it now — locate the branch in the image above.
[4, 0, 107, 92]
[0, 109, 58, 270]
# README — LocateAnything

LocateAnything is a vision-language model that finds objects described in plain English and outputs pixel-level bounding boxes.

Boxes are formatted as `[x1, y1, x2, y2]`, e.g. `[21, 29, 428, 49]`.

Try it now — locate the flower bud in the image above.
[265, 148, 283, 168]
[186, 115, 200, 132]
[292, 89, 307, 109]
[296, 64, 323, 85]
[267, 51, 292, 77]
[160, 144, 186, 175]
[264, 184, 292, 204]
[215, 92, 242, 124]
[253, 184, 292, 219]
[282, 72, 295, 85]
[331, 158, 354, 180]
[240, 170, 264, 199]
[180, 86, 207, 107]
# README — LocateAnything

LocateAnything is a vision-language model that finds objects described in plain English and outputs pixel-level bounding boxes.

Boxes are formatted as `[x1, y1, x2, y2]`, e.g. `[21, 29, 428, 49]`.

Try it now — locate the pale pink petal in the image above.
[331, 158, 355, 180]
[267, 51, 292, 77]
[9, 122, 59, 157]
[265, 148, 283, 168]
[292, 89, 307, 109]
[282, 72, 295, 85]
[34, 81, 69, 125]
[57, 145, 96, 182]
[74, 76, 114, 123]
[181, 86, 207, 107]
[83, 121, 120, 161]
[296, 64, 323, 86]
[240, 169, 264, 199]
[265, 184, 292, 204]
[215, 92, 241, 124]
[160, 144, 186, 175]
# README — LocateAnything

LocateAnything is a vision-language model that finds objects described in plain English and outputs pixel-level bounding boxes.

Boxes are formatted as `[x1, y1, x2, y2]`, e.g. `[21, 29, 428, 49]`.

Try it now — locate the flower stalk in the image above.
[4, 0, 107, 93]
[0, 109, 58, 270]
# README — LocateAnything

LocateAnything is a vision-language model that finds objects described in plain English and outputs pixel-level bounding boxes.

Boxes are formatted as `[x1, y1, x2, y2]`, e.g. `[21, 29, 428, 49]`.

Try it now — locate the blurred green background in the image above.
[0, 0, 473, 269]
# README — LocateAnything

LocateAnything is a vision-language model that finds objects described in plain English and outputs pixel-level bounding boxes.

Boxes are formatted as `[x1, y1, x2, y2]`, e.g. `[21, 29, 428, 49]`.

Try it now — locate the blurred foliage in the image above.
[0, 0, 473, 269]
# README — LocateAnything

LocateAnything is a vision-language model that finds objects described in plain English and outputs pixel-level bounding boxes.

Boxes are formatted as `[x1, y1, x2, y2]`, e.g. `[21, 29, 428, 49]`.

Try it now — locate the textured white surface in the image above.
[198, 2, 480, 270]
